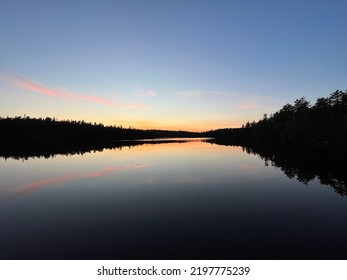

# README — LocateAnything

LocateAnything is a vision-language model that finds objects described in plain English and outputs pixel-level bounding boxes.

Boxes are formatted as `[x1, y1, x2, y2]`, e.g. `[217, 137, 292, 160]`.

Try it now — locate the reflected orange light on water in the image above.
[103, 139, 244, 156]
[1, 141, 251, 202]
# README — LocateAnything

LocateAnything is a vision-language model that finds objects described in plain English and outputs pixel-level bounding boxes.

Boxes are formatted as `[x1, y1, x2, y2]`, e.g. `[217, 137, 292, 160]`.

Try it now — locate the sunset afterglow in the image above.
[1, 1, 346, 131]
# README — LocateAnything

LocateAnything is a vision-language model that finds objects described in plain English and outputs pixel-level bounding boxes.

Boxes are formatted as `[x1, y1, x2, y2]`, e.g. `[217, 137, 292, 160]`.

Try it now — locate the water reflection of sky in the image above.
[1, 140, 347, 259]
[0, 140, 343, 203]
[0, 141, 257, 200]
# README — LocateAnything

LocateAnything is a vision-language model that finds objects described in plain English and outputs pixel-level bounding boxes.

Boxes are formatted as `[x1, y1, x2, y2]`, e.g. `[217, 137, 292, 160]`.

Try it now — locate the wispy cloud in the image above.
[123, 103, 152, 111]
[238, 100, 261, 110]
[1, 73, 155, 111]
[177, 90, 274, 110]
[176, 90, 227, 98]
[11, 75, 117, 108]
[237, 95, 275, 111]
[133, 89, 156, 98]
[147, 90, 156, 97]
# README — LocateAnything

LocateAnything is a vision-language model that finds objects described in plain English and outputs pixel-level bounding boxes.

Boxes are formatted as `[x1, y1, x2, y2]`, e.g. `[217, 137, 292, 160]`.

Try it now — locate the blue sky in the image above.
[1, 0, 346, 131]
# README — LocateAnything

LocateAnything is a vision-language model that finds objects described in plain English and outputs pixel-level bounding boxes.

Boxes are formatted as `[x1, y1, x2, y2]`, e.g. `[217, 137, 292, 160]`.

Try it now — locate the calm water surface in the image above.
[1, 139, 347, 259]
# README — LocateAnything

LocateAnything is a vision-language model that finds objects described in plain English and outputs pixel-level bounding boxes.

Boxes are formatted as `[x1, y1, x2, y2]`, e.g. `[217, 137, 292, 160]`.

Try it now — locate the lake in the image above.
[1, 139, 347, 259]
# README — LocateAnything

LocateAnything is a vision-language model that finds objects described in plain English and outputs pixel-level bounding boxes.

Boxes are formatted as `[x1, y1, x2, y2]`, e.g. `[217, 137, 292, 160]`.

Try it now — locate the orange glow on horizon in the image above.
[103, 119, 244, 132]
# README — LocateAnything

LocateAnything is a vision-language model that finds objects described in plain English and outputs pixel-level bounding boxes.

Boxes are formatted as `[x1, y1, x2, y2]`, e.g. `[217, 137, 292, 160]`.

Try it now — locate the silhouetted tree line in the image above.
[207, 90, 347, 147]
[0, 116, 201, 149]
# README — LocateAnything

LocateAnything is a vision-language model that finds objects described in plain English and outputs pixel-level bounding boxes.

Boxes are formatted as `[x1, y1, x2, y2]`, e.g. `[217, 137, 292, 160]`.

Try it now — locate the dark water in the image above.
[1, 139, 347, 259]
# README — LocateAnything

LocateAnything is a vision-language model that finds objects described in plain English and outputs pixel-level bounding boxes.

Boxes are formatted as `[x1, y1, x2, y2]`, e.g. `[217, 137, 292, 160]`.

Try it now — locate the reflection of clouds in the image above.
[239, 163, 262, 172]
[176, 175, 229, 185]
[130, 164, 151, 169]
[146, 177, 156, 184]
[8, 164, 152, 200]
[133, 176, 156, 187]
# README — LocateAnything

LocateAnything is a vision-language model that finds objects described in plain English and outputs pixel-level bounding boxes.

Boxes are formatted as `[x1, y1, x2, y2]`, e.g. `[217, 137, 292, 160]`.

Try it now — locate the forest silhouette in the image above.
[1, 90, 347, 191]
[208, 90, 347, 147]
[2, 90, 347, 148]
[0, 116, 200, 159]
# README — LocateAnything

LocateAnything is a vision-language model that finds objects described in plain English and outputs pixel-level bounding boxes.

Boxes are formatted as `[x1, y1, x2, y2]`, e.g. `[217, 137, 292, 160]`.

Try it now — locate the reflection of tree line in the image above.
[207, 138, 347, 196]
[0, 138, 193, 161]
[206, 90, 347, 195]
[0, 116, 200, 160]
[247, 144, 347, 196]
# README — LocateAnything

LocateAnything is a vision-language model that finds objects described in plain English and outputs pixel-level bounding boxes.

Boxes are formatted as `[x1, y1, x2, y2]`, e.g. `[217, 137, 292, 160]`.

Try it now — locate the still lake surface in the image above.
[1, 139, 347, 259]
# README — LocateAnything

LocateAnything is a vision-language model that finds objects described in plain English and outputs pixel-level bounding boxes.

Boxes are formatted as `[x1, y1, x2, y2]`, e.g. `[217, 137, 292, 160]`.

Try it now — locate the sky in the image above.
[1, 0, 346, 131]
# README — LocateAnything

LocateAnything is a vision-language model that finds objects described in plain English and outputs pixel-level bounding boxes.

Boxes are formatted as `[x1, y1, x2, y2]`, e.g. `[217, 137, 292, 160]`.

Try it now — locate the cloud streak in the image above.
[13, 76, 117, 108]
[237, 95, 275, 110]
[177, 90, 227, 98]
[1, 73, 156, 112]
[238, 102, 261, 110]
[133, 90, 156, 98]
[123, 102, 152, 111]
[176, 89, 274, 111]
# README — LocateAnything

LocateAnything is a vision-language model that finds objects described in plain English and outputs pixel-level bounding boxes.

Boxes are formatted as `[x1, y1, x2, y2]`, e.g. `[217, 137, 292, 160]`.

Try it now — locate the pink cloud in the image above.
[177, 90, 202, 98]
[238, 100, 261, 110]
[12, 75, 117, 108]
[238, 104, 261, 110]
[147, 90, 156, 97]
[133, 90, 156, 98]
[177, 90, 226, 98]
[123, 102, 152, 111]
[1, 73, 155, 111]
